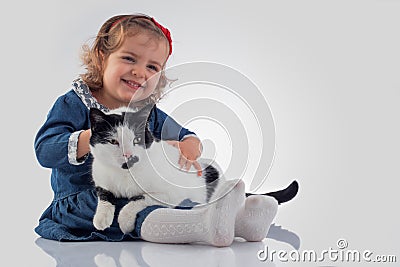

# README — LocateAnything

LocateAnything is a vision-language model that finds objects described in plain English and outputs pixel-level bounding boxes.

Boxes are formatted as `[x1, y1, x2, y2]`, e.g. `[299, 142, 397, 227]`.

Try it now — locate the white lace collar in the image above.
[72, 78, 109, 112]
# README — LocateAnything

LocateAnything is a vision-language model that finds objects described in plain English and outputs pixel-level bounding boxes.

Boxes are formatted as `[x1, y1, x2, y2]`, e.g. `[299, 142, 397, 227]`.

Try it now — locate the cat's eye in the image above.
[133, 137, 141, 145]
[109, 139, 119, 146]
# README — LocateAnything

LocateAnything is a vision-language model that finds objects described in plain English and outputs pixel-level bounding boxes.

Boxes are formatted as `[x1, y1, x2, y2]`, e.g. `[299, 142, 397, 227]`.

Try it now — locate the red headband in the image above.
[150, 17, 172, 56]
[110, 16, 172, 56]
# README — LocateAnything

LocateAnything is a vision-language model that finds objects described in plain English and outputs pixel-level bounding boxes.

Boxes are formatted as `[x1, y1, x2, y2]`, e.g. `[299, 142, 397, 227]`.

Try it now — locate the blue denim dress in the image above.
[34, 79, 196, 241]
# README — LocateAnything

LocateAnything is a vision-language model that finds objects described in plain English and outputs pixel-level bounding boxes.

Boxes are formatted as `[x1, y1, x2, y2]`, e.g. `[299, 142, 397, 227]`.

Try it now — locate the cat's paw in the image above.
[118, 206, 139, 234]
[93, 202, 115, 231]
[118, 200, 147, 234]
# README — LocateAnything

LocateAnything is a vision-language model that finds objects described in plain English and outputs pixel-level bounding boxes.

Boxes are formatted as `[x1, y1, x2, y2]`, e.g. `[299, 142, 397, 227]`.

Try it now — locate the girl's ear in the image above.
[99, 51, 108, 76]
[97, 49, 106, 65]
[99, 51, 106, 66]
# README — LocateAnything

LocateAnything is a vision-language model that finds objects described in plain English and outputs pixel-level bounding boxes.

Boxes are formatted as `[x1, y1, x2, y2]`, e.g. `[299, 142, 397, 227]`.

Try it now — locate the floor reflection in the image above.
[267, 224, 301, 250]
[36, 224, 300, 267]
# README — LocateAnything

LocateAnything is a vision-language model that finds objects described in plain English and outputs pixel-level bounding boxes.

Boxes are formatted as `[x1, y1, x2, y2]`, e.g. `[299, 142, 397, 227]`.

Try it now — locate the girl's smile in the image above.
[122, 78, 146, 92]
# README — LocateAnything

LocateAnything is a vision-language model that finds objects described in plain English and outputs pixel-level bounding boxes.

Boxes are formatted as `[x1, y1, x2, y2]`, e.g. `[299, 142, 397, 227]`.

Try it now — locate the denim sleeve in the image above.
[149, 106, 196, 141]
[34, 93, 89, 169]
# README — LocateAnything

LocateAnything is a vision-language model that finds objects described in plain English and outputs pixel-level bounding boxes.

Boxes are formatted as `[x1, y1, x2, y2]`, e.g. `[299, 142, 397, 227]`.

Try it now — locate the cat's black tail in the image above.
[246, 180, 299, 205]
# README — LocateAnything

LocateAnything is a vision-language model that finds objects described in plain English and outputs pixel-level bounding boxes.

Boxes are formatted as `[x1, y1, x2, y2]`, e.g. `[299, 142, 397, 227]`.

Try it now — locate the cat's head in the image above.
[89, 104, 155, 169]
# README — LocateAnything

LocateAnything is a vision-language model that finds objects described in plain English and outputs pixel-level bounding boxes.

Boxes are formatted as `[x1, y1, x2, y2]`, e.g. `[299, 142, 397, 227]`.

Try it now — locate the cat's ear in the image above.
[144, 126, 154, 148]
[89, 108, 107, 128]
[138, 104, 155, 119]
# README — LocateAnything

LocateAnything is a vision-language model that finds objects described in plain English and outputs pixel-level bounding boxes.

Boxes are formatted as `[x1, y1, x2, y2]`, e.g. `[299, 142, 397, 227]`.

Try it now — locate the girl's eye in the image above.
[109, 139, 119, 146]
[133, 137, 141, 144]
[147, 65, 159, 72]
[122, 56, 135, 63]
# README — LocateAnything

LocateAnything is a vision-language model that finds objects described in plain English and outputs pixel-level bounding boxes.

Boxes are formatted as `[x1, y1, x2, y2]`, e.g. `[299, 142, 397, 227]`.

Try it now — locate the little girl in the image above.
[34, 14, 282, 246]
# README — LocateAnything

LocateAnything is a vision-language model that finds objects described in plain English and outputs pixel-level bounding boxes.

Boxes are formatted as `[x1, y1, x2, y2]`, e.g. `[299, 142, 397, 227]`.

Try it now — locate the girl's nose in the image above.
[132, 66, 145, 78]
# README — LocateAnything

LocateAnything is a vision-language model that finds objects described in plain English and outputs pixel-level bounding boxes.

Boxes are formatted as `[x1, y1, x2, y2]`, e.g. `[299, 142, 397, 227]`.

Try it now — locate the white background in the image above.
[1, 0, 399, 266]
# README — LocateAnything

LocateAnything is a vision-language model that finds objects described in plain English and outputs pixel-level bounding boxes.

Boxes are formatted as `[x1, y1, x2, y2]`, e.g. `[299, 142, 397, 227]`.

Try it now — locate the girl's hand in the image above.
[167, 137, 203, 176]
[77, 129, 92, 159]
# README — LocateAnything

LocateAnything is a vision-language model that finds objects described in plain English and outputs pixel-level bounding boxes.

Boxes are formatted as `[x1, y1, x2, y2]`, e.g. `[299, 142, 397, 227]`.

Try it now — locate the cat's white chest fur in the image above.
[91, 161, 144, 198]
[130, 141, 222, 206]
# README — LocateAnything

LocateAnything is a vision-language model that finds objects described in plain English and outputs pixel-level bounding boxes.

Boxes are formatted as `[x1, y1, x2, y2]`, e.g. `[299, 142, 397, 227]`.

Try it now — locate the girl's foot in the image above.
[235, 195, 278, 241]
[140, 179, 245, 247]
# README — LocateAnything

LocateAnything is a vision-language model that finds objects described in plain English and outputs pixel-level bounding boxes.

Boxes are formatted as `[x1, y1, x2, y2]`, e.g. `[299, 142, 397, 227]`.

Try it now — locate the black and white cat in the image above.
[89, 105, 298, 234]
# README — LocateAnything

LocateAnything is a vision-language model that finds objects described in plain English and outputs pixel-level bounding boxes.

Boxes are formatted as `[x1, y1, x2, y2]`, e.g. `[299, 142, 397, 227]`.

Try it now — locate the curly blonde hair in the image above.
[80, 14, 171, 103]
